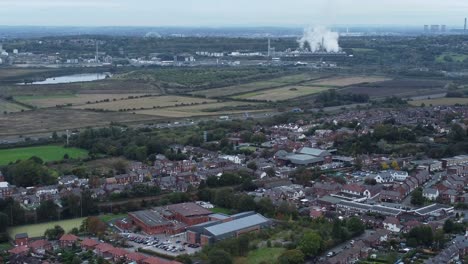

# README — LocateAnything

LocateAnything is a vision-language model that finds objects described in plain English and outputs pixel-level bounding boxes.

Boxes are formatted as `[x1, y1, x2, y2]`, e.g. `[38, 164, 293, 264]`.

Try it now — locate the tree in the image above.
[265, 167, 276, 178]
[247, 161, 258, 171]
[175, 254, 193, 264]
[0, 212, 9, 232]
[347, 217, 365, 236]
[112, 160, 128, 174]
[256, 198, 275, 217]
[381, 162, 390, 170]
[37, 200, 59, 222]
[84, 217, 107, 235]
[278, 249, 305, 264]
[5, 159, 54, 187]
[391, 160, 400, 170]
[449, 124, 466, 141]
[411, 188, 425, 206]
[207, 250, 232, 264]
[443, 219, 455, 233]
[298, 231, 322, 257]
[44, 225, 64, 240]
[407, 226, 433, 247]
[364, 178, 377, 185]
[236, 195, 256, 212]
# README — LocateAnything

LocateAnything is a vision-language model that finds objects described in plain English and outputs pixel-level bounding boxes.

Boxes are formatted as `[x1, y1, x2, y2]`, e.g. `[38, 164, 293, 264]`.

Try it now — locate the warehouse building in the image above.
[186, 211, 272, 246]
[128, 202, 212, 235]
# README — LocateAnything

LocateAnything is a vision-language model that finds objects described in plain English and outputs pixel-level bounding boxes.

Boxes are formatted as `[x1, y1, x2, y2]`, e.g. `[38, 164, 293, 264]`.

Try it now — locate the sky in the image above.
[0, 0, 466, 28]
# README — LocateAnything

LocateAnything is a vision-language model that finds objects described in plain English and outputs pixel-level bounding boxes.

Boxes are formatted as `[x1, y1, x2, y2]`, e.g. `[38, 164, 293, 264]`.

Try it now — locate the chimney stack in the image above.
[465, 18, 467, 33]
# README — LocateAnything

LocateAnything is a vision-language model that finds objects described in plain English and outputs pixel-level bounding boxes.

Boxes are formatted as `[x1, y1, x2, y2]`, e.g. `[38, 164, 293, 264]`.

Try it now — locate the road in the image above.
[308, 230, 374, 264]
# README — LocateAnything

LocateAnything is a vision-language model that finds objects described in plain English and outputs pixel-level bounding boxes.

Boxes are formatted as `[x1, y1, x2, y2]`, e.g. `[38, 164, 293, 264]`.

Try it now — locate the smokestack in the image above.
[465, 18, 467, 33]
[268, 38, 271, 57]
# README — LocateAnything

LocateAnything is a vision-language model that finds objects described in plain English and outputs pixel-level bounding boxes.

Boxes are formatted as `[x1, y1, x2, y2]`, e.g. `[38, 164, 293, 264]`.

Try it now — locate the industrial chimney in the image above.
[465, 18, 467, 33]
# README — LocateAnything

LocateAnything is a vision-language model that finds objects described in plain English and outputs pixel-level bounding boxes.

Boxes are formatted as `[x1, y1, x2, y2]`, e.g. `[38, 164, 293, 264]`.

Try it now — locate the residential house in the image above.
[8, 246, 29, 256]
[58, 175, 78, 186]
[423, 188, 439, 201]
[383, 216, 401, 232]
[362, 229, 390, 248]
[29, 239, 52, 255]
[59, 234, 79, 248]
[15, 233, 29, 246]
[81, 238, 99, 251]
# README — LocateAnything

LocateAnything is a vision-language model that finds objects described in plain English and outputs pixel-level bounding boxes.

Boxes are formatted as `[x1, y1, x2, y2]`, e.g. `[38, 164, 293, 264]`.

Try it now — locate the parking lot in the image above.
[122, 232, 202, 256]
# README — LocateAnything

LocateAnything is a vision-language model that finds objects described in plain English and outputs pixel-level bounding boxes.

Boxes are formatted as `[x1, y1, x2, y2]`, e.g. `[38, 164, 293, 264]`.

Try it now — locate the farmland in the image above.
[72, 95, 217, 111]
[307, 76, 390, 87]
[0, 99, 30, 113]
[136, 101, 268, 118]
[232, 85, 331, 101]
[7, 217, 86, 238]
[0, 109, 161, 136]
[341, 79, 448, 98]
[0, 145, 88, 165]
[191, 73, 324, 98]
[409, 97, 468, 106]
[15, 93, 155, 108]
[115, 67, 298, 90]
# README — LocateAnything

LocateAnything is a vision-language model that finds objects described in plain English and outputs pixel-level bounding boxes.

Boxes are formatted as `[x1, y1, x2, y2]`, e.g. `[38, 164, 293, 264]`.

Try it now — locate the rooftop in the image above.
[129, 210, 171, 227]
[167, 202, 212, 217]
[205, 213, 270, 237]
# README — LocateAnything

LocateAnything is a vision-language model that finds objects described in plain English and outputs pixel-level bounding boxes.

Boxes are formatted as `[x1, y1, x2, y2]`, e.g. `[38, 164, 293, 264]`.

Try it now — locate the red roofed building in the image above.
[109, 247, 128, 262]
[166, 202, 212, 225]
[126, 252, 148, 264]
[310, 209, 323, 219]
[14, 233, 29, 246]
[142, 257, 182, 264]
[8, 245, 29, 256]
[29, 239, 52, 255]
[59, 234, 79, 248]
[81, 238, 99, 251]
[94, 243, 115, 258]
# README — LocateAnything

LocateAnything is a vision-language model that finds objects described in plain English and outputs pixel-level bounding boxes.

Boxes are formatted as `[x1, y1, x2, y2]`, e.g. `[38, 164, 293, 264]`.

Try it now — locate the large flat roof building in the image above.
[186, 211, 271, 246]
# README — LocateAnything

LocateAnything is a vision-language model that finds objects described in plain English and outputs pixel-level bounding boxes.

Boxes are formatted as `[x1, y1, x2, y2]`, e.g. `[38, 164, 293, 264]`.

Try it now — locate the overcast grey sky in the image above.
[0, 0, 466, 27]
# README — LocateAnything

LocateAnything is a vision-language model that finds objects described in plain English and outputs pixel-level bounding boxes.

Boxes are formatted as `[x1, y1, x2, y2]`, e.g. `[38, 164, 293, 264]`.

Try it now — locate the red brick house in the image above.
[81, 238, 99, 251]
[94, 243, 114, 258]
[29, 239, 52, 255]
[109, 247, 128, 262]
[126, 252, 148, 264]
[59, 234, 79, 248]
[14, 233, 29, 246]
[8, 245, 29, 256]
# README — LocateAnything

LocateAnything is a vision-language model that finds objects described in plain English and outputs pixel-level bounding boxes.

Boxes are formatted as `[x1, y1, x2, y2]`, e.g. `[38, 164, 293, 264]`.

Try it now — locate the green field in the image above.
[14, 94, 76, 101]
[210, 207, 233, 215]
[0, 145, 88, 165]
[236, 247, 286, 264]
[436, 52, 468, 63]
[99, 213, 128, 223]
[0, 99, 30, 113]
[232, 86, 330, 101]
[7, 217, 86, 238]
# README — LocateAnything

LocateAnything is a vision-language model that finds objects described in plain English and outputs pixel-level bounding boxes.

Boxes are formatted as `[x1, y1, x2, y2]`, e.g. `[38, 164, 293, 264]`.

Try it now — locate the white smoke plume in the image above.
[298, 26, 341, 53]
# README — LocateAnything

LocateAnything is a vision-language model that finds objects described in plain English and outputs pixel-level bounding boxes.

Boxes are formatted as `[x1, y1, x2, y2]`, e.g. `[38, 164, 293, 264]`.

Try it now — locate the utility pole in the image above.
[66, 129, 70, 146]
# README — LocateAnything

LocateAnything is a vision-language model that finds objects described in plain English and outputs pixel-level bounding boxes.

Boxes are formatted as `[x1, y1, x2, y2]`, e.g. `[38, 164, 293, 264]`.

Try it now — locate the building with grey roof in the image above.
[186, 211, 271, 246]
